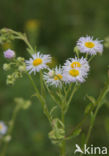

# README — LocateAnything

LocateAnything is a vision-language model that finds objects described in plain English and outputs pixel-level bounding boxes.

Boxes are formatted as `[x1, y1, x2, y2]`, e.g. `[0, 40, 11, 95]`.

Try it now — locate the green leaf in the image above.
[86, 95, 96, 105]
[66, 128, 81, 140]
[84, 103, 92, 114]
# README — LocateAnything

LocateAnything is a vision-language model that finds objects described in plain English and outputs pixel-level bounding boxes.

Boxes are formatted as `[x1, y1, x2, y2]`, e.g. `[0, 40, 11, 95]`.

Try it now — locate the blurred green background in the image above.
[0, 0, 109, 155]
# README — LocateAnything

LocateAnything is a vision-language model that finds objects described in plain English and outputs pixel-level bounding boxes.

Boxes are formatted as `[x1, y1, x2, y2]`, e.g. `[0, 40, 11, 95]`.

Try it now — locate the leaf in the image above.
[86, 95, 96, 105]
[66, 128, 81, 140]
[84, 103, 92, 114]
[71, 128, 81, 137]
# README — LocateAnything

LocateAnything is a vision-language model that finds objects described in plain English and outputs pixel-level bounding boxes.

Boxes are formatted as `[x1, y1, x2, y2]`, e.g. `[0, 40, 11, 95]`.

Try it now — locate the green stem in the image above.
[80, 79, 109, 156]
[44, 80, 60, 107]
[88, 55, 95, 63]
[61, 109, 66, 156]
[27, 73, 39, 94]
[85, 53, 88, 59]
[40, 71, 45, 96]
[1, 104, 19, 156]
[5, 28, 34, 55]
[27, 73, 51, 123]
[64, 84, 80, 114]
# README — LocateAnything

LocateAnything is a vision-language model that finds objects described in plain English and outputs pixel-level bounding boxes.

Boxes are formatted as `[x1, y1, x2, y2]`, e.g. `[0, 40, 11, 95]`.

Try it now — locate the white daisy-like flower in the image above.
[77, 36, 103, 55]
[63, 57, 90, 83]
[25, 52, 52, 74]
[0, 121, 7, 136]
[43, 66, 63, 87]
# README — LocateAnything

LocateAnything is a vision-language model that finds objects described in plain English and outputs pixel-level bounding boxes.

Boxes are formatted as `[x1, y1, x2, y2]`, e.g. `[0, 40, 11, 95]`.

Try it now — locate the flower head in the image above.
[25, 52, 52, 74]
[25, 19, 39, 31]
[43, 66, 63, 87]
[63, 57, 90, 83]
[77, 36, 103, 55]
[4, 49, 15, 59]
[0, 121, 7, 136]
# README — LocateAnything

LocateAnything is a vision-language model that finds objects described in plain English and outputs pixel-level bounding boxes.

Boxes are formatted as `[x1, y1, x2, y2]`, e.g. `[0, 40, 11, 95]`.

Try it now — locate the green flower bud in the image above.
[3, 63, 10, 71]
[6, 74, 15, 85]
[74, 46, 80, 57]
[13, 72, 19, 79]
[17, 57, 25, 62]
[4, 135, 11, 142]
[14, 98, 31, 110]
[7, 75, 12, 79]
[18, 65, 26, 72]
[6, 79, 14, 85]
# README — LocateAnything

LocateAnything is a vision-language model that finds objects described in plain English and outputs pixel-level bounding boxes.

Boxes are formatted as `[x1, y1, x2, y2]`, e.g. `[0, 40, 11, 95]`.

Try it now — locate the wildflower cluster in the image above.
[1, 28, 109, 156]
[25, 36, 103, 88]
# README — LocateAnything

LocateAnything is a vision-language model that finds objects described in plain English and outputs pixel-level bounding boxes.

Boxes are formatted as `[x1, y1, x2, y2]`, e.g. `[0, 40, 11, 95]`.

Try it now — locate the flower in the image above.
[0, 121, 7, 136]
[63, 57, 90, 83]
[25, 52, 52, 74]
[43, 66, 63, 87]
[25, 19, 40, 31]
[76, 36, 103, 55]
[4, 49, 15, 59]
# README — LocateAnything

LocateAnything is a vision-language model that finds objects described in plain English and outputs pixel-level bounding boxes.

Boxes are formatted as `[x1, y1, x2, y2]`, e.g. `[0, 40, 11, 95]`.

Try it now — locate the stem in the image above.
[85, 53, 88, 59]
[65, 114, 88, 139]
[60, 109, 66, 156]
[27, 73, 51, 123]
[40, 71, 45, 96]
[27, 73, 39, 94]
[64, 84, 80, 114]
[88, 55, 95, 63]
[1, 104, 19, 156]
[80, 79, 109, 156]
[4, 28, 34, 55]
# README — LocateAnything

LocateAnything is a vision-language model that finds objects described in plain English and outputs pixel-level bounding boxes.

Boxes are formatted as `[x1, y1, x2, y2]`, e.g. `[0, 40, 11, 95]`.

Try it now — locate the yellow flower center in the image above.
[0, 124, 3, 130]
[71, 62, 81, 68]
[85, 42, 95, 48]
[25, 20, 39, 31]
[33, 58, 42, 66]
[54, 74, 63, 80]
[69, 69, 79, 77]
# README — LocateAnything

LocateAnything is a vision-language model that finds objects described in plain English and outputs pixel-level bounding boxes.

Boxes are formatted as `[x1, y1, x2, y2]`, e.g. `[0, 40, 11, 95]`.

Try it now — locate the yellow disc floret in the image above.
[54, 74, 63, 80]
[0, 124, 3, 130]
[33, 58, 42, 66]
[85, 42, 95, 48]
[69, 69, 79, 77]
[71, 62, 81, 68]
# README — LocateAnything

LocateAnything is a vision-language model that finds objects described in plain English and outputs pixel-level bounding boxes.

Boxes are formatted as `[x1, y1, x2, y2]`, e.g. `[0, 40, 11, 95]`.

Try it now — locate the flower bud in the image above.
[17, 57, 25, 62]
[3, 63, 10, 71]
[4, 49, 15, 59]
[48, 70, 55, 78]
[4, 135, 11, 142]
[18, 65, 26, 72]
[74, 46, 80, 57]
